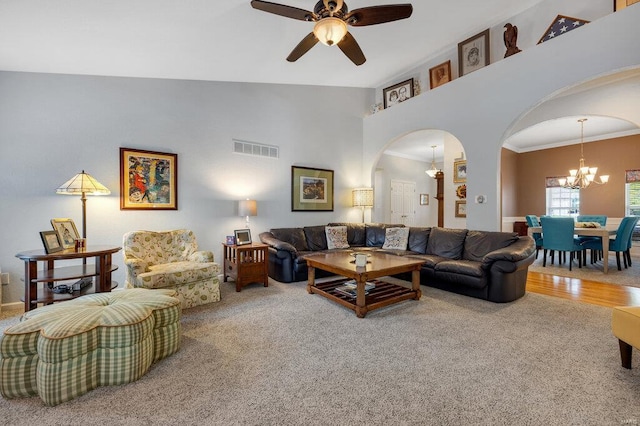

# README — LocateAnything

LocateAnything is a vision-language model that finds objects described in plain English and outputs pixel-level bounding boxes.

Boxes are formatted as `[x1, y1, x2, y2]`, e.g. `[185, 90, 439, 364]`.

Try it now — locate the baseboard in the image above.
[1, 301, 23, 312]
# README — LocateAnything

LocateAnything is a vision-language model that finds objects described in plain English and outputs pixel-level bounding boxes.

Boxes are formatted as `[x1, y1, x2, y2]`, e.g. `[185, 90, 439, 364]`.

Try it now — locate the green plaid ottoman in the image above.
[0, 288, 181, 406]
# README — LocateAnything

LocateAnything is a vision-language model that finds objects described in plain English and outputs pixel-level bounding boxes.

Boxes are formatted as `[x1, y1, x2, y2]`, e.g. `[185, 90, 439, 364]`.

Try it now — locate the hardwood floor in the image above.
[526, 270, 640, 308]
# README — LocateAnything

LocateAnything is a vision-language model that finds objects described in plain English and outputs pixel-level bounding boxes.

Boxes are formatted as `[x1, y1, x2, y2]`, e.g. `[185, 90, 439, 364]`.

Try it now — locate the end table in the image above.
[222, 242, 268, 292]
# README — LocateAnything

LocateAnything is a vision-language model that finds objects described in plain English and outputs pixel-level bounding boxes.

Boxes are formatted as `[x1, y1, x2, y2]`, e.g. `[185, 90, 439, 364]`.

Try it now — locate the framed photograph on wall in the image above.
[291, 166, 334, 212]
[453, 160, 467, 183]
[614, 0, 640, 11]
[429, 60, 452, 89]
[455, 200, 467, 218]
[458, 29, 490, 77]
[50, 218, 80, 249]
[120, 147, 178, 210]
[419, 194, 429, 205]
[40, 230, 63, 253]
[383, 78, 414, 109]
[234, 229, 252, 246]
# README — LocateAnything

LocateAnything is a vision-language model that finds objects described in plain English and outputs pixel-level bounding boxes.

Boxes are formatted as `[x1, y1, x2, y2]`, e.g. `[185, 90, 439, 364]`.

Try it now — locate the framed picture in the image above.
[40, 230, 63, 253]
[453, 160, 467, 183]
[50, 218, 80, 249]
[226, 235, 236, 245]
[458, 29, 490, 77]
[383, 78, 414, 109]
[455, 200, 467, 218]
[234, 229, 252, 246]
[120, 147, 178, 210]
[614, 0, 639, 11]
[545, 176, 564, 188]
[291, 166, 334, 212]
[429, 60, 452, 89]
[419, 194, 429, 205]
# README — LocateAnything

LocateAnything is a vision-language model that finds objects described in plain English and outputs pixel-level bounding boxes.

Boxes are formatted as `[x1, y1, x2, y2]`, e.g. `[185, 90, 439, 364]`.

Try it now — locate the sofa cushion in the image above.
[304, 226, 328, 251]
[426, 227, 468, 259]
[382, 227, 410, 250]
[463, 231, 519, 262]
[325, 226, 349, 249]
[366, 223, 404, 247]
[408, 227, 431, 253]
[327, 223, 366, 246]
[271, 228, 308, 251]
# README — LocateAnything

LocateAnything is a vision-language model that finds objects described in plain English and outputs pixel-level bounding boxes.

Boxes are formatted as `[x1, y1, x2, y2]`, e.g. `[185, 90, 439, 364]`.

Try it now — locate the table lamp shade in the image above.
[238, 199, 257, 217]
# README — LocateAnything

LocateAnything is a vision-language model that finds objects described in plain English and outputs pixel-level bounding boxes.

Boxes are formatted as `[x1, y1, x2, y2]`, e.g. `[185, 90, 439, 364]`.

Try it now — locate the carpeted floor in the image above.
[528, 246, 640, 287]
[1, 278, 639, 425]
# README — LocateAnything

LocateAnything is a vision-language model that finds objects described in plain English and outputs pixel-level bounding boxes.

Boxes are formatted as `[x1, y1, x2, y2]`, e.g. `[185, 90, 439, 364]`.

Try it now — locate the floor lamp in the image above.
[56, 170, 111, 241]
[352, 188, 374, 223]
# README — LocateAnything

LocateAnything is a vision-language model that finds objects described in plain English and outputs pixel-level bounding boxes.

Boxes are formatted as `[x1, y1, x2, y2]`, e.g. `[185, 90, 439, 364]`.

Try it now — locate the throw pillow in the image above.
[382, 227, 410, 250]
[325, 226, 349, 249]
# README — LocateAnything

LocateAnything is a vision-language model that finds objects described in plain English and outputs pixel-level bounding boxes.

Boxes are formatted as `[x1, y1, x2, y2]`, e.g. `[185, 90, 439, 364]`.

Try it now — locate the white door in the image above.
[390, 180, 416, 225]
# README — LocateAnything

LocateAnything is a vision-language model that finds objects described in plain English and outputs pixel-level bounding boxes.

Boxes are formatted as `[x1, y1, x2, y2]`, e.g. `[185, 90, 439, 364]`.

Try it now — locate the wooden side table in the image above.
[222, 242, 268, 292]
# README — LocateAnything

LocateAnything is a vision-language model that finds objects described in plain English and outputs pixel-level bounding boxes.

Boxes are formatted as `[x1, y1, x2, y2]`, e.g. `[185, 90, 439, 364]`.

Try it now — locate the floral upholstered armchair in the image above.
[123, 229, 221, 308]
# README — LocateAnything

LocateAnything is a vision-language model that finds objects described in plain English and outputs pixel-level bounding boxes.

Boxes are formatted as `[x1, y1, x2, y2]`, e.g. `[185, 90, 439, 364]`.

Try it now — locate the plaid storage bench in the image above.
[0, 288, 181, 406]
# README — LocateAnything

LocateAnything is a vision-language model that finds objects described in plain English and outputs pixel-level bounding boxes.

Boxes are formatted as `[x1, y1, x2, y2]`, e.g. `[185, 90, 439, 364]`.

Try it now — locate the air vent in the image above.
[233, 139, 279, 159]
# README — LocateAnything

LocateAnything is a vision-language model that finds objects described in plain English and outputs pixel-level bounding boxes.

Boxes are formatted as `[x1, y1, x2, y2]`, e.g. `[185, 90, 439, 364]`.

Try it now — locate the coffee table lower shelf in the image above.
[310, 278, 419, 317]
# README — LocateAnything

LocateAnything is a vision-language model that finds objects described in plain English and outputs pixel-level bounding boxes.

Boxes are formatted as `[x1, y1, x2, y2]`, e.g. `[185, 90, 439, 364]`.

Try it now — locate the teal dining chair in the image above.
[577, 215, 608, 263]
[625, 218, 639, 267]
[525, 215, 543, 259]
[540, 216, 584, 271]
[582, 216, 639, 270]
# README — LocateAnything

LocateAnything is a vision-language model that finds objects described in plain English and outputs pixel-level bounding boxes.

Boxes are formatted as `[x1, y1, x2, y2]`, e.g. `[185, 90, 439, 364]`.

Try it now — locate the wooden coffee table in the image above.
[305, 251, 425, 318]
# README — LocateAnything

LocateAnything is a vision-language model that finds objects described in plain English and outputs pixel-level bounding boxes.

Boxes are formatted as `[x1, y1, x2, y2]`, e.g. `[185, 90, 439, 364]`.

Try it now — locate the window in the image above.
[546, 186, 579, 217]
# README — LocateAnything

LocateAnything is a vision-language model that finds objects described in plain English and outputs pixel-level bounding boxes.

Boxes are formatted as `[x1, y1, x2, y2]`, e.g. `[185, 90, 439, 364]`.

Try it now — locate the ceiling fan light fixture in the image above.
[313, 17, 347, 46]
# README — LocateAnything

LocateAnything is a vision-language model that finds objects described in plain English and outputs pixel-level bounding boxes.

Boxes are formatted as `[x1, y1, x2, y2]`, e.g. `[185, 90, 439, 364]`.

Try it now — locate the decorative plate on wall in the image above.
[456, 184, 466, 199]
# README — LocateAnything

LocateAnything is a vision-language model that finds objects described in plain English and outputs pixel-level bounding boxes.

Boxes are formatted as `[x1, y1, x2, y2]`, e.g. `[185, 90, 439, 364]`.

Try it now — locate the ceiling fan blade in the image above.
[337, 32, 366, 65]
[251, 0, 316, 22]
[345, 4, 413, 26]
[287, 33, 319, 62]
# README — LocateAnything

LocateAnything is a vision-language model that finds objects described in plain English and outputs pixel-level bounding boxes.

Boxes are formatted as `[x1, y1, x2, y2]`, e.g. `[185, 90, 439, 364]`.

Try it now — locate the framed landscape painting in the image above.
[291, 166, 334, 212]
[120, 148, 178, 210]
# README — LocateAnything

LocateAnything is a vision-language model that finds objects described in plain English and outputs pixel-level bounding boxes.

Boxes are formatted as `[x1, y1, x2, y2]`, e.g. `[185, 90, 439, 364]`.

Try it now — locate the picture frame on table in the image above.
[291, 166, 334, 212]
[234, 229, 252, 246]
[50, 218, 80, 249]
[383, 78, 414, 109]
[458, 29, 490, 77]
[614, 0, 639, 11]
[453, 160, 467, 183]
[419, 194, 429, 205]
[120, 147, 178, 210]
[429, 60, 452, 89]
[40, 230, 63, 253]
[455, 200, 467, 218]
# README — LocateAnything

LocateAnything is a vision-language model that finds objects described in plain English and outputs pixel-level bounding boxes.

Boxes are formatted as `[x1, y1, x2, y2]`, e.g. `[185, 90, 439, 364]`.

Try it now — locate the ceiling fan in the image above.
[250, 0, 413, 65]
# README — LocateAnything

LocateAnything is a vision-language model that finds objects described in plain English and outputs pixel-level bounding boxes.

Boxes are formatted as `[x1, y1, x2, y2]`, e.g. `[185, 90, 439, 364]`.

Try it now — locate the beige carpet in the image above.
[1, 278, 639, 425]
[528, 246, 640, 287]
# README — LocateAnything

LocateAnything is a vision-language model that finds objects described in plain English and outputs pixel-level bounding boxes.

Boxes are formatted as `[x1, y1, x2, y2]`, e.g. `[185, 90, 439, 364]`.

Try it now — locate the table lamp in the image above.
[239, 199, 257, 229]
[56, 170, 110, 239]
[352, 188, 374, 223]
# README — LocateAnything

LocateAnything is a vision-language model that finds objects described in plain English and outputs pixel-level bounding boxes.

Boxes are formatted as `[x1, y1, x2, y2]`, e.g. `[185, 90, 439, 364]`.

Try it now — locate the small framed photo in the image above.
[40, 230, 63, 253]
[120, 147, 178, 210]
[234, 229, 252, 246]
[453, 160, 467, 183]
[383, 78, 414, 109]
[226, 235, 236, 245]
[614, 0, 639, 11]
[455, 200, 467, 218]
[458, 29, 490, 77]
[429, 60, 452, 89]
[419, 194, 429, 205]
[51, 218, 80, 249]
[291, 166, 334, 212]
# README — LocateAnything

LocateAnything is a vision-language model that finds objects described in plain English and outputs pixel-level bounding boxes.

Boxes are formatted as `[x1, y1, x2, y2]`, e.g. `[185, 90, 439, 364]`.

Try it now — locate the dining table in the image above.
[527, 226, 617, 273]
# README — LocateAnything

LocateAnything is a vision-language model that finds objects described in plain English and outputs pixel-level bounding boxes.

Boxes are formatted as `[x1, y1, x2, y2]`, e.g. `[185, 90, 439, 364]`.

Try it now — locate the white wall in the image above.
[0, 73, 373, 305]
[363, 6, 640, 231]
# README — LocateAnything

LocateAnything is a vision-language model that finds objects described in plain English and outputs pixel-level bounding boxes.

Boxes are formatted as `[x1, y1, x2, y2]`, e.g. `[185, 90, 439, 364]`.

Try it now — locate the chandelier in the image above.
[558, 118, 609, 189]
[425, 145, 441, 178]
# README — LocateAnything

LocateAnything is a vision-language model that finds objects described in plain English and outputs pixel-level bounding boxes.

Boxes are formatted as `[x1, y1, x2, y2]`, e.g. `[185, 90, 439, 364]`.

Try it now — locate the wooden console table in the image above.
[222, 242, 268, 292]
[16, 245, 121, 311]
